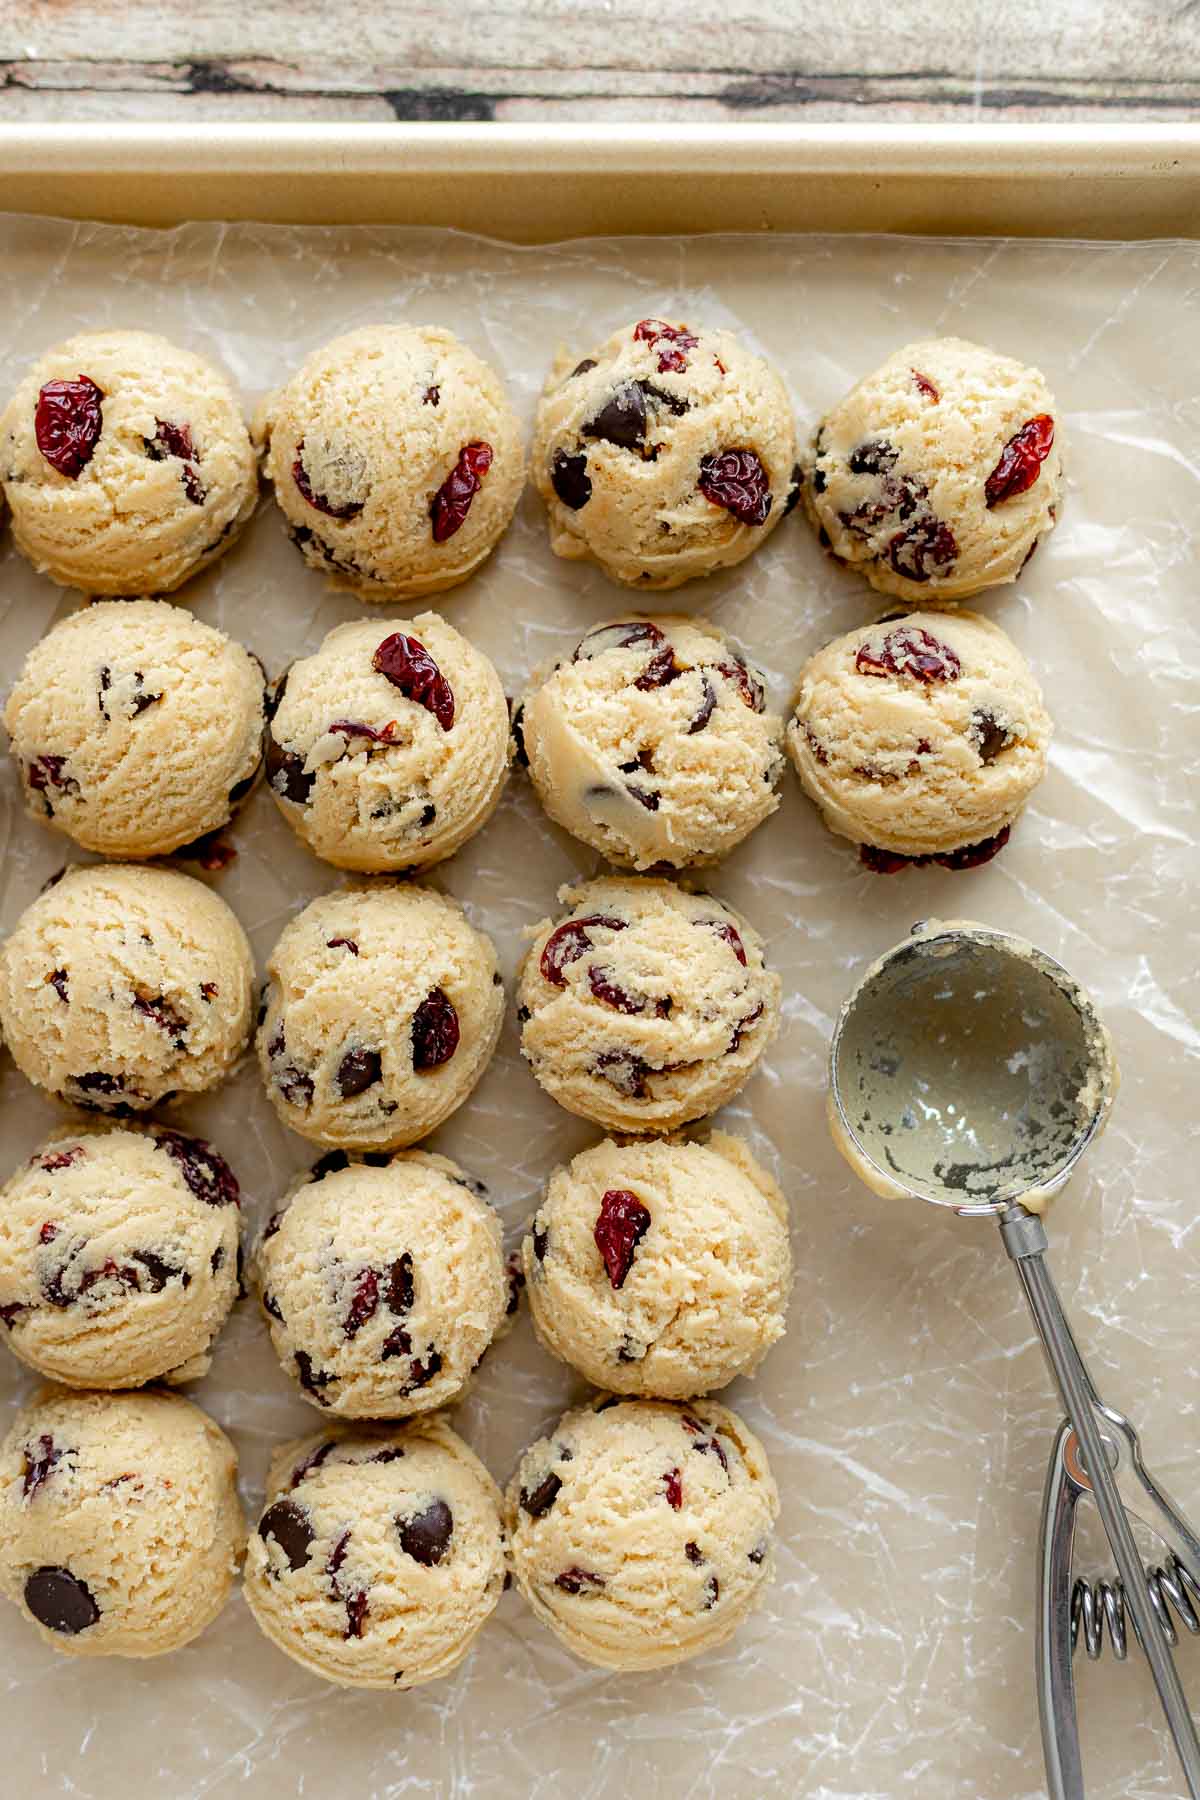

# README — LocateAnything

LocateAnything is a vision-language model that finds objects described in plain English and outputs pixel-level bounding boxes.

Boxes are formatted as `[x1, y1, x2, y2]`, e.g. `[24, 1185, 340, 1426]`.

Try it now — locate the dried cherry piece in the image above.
[260, 1498, 315, 1570]
[582, 381, 647, 452]
[625, 782, 659, 812]
[327, 937, 359, 955]
[685, 1541, 704, 1565]
[430, 441, 493, 542]
[633, 319, 698, 374]
[398, 1498, 453, 1566]
[633, 644, 685, 691]
[47, 969, 69, 1004]
[555, 1567, 605, 1595]
[372, 632, 455, 730]
[410, 988, 459, 1071]
[702, 1574, 720, 1609]
[24, 1566, 98, 1633]
[663, 1468, 683, 1511]
[278, 1065, 315, 1108]
[593, 1189, 651, 1289]
[35, 377, 103, 478]
[550, 448, 591, 510]
[686, 676, 717, 734]
[539, 915, 626, 986]
[0, 1303, 25, 1329]
[972, 710, 1011, 762]
[22, 1435, 64, 1500]
[266, 736, 315, 805]
[505, 1251, 526, 1316]
[336, 1048, 382, 1099]
[587, 965, 660, 1017]
[728, 1001, 764, 1055]
[933, 826, 1011, 871]
[423, 384, 440, 407]
[155, 1130, 240, 1208]
[885, 518, 959, 583]
[329, 718, 399, 745]
[782, 461, 803, 516]
[38, 1145, 83, 1173]
[520, 1472, 561, 1517]
[713, 656, 765, 712]
[681, 1414, 729, 1473]
[295, 1350, 335, 1403]
[592, 1048, 651, 1099]
[132, 994, 187, 1048]
[848, 439, 898, 476]
[27, 755, 78, 810]
[289, 1441, 336, 1489]
[292, 440, 365, 519]
[855, 626, 961, 684]
[575, 620, 664, 662]
[985, 415, 1055, 508]
[385, 1253, 415, 1315]
[73, 1071, 124, 1098]
[344, 1267, 380, 1338]
[132, 1250, 184, 1291]
[912, 369, 940, 402]
[697, 449, 772, 527]
[701, 918, 747, 965]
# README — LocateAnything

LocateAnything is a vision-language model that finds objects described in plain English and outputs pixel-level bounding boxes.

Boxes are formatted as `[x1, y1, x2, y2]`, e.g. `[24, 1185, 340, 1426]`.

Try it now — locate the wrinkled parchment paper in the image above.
[0, 217, 1197, 1800]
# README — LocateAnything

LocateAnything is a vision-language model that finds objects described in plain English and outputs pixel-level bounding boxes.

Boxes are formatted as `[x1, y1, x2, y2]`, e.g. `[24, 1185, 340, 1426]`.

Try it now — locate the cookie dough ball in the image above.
[519, 615, 783, 869]
[0, 1386, 244, 1658]
[525, 1131, 790, 1397]
[506, 1394, 778, 1671]
[0, 1122, 240, 1389]
[532, 318, 797, 589]
[801, 337, 1062, 604]
[266, 612, 510, 873]
[0, 329, 257, 596]
[0, 864, 254, 1113]
[244, 1415, 506, 1688]
[786, 609, 1052, 867]
[253, 1149, 506, 1418]
[5, 599, 265, 858]
[257, 885, 503, 1151]
[518, 877, 779, 1134]
[257, 326, 524, 601]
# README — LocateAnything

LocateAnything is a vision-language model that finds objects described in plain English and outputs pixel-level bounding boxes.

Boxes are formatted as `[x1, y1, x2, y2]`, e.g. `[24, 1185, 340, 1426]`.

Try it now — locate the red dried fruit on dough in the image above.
[430, 441, 493, 542]
[985, 415, 1055, 509]
[372, 633, 455, 730]
[594, 1189, 651, 1289]
[35, 377, 103, 478]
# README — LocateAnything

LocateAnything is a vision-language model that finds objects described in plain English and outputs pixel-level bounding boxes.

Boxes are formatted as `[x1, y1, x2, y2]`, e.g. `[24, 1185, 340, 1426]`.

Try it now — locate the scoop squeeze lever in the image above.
[828, 919, 1200, 1800]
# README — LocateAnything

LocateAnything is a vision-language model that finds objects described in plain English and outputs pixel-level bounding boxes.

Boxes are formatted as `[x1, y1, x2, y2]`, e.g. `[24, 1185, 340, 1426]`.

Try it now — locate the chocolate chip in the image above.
[520, 1472, 561, 1517]
[550, 449, 591, 511]
[265, 736, 314, 805]
[259, 1498, 314, 1570]
[972, 710, 1011, 763]
[24, 1566, 99, 1634]
[397, 1498, 453, 1566]
[685, 1541, 704, 1565]
[336, 1048, 382, 1099]
[582, 381, 646, 452]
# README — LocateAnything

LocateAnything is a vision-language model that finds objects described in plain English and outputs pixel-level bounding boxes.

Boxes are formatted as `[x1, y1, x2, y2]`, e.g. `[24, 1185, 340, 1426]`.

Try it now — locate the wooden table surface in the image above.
[0, 0, 1196, 123]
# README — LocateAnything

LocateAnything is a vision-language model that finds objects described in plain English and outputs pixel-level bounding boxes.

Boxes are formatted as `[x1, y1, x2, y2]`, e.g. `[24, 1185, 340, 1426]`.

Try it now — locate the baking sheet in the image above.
[0, 216, 1197, 1800]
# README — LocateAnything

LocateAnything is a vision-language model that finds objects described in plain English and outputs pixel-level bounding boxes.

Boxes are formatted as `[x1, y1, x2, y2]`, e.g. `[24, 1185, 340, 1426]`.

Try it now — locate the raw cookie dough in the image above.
[524, 1131, 791, 1396]
[0, 863, 254, 1113]
[532, 317, 798, 589]
[518, 877, 780, 1133]
[265, 612, 510, 872]
[256, 325, 524, 601]
[786, 609, 1052, 866]
[0, 1121, 240, 1389]
[0, 1385, 244, 1658]
[243, 1415, 507, 1688]
[506, 1394, 778, 1671]
[0, 328, 257, 596]
[5, 599, 265, 858]
[253, 1148, 506, 1418]
[800, 336, 1062, 604]
[518, 615, 784, 869]
[257, 884, 503, 1151]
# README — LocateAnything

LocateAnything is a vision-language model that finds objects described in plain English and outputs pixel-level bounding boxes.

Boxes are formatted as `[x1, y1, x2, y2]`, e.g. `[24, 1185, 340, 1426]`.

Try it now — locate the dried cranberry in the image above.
[933, 826, 1012, 871]
[633, 644, 685, 691]
[702, 1574, 720, 1609]
[885, 518, 959, 583]
[555, 1567, 605, 1595]
[155, 1130, 239, 1207]
[27, 755, 78, 808]
[633, 319, 698, 374]
[576, 620, 664, 661]
[385, 1253, 415, 1315]
[266, 736, 314, 805]
[411, 988, 459, 1071]
[22, 1435, 64, 1500]
[277, 1065, 315, 1109]
[985, 415, 1055, 508]
[132, 994, 187, 1047]
[35, 377, 103, 478]
[686, 676, 717, 734]
[327, 937, 359, 955]
[539, 915, 626, 987]
[344, 1267, 380, 1338]
[39, 1222, 60, 1243]
[972, 711, 1010, 762]
[586, 966, 650, 1016]
[336, 1048, 382, 1099]
[174, 831, 236, 871]
[505, 1251, 526, 1316]
[292, 441, 365, 519]
[520, 1472, 562, 1517]
[855, 627, 961, 684]
[681, 1415, 729, 1474]
[132, 1250, 184, 1291]
[685, 1541, 704, 1565]
[289, 1441, 335, 1489]
[714, 656, 765, 712]
[329, 718, 399, 746]
[422, 384, 440, 406]
[0, 1303, 25, 1330]
[592, 1048, 651, 1099]
[551, 448, 591, 510]
[430, 441, 492, 542]
[582, 382, 647, 452]
[24, 1566, 99, 1634]
[728, 1001, 764, 1055]
[663, 1468, 683, 1511]
[46, 969, 69, 1005]
[698, 449, 772, 527]
[848, 440, 898, 476]
[912, 369, 940, 402]
[72, 1071, 124, 1098]
[37, 1145, 82, 1173]
[295, 1350, 334, 1403]
[260, 1498, 314, 1570]
[594, 1189, 651, 1288]
[398, 1498, 453, 1566]
[372, 632, 455, 730]
[701, 918, 747, 966]
[148, 420, 204, 504]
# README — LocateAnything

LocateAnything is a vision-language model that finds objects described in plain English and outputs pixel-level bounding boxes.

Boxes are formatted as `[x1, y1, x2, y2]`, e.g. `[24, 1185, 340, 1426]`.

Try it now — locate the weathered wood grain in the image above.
[0, 0, 1196, 121]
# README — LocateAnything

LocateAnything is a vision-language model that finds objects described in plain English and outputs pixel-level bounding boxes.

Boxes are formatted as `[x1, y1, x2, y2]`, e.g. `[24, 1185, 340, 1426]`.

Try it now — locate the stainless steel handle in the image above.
[1001, 1207, 1200, 1799]
[1038, 1422, 1086, 1800]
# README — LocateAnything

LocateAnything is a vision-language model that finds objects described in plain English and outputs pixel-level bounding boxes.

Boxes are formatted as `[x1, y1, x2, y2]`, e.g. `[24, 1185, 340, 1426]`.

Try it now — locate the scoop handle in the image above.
[1000, 1206, 1200, 1799]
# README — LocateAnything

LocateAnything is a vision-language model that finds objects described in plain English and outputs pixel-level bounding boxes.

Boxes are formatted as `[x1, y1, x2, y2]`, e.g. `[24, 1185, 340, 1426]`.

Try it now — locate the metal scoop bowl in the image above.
[829, 919, 1200, 1800]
